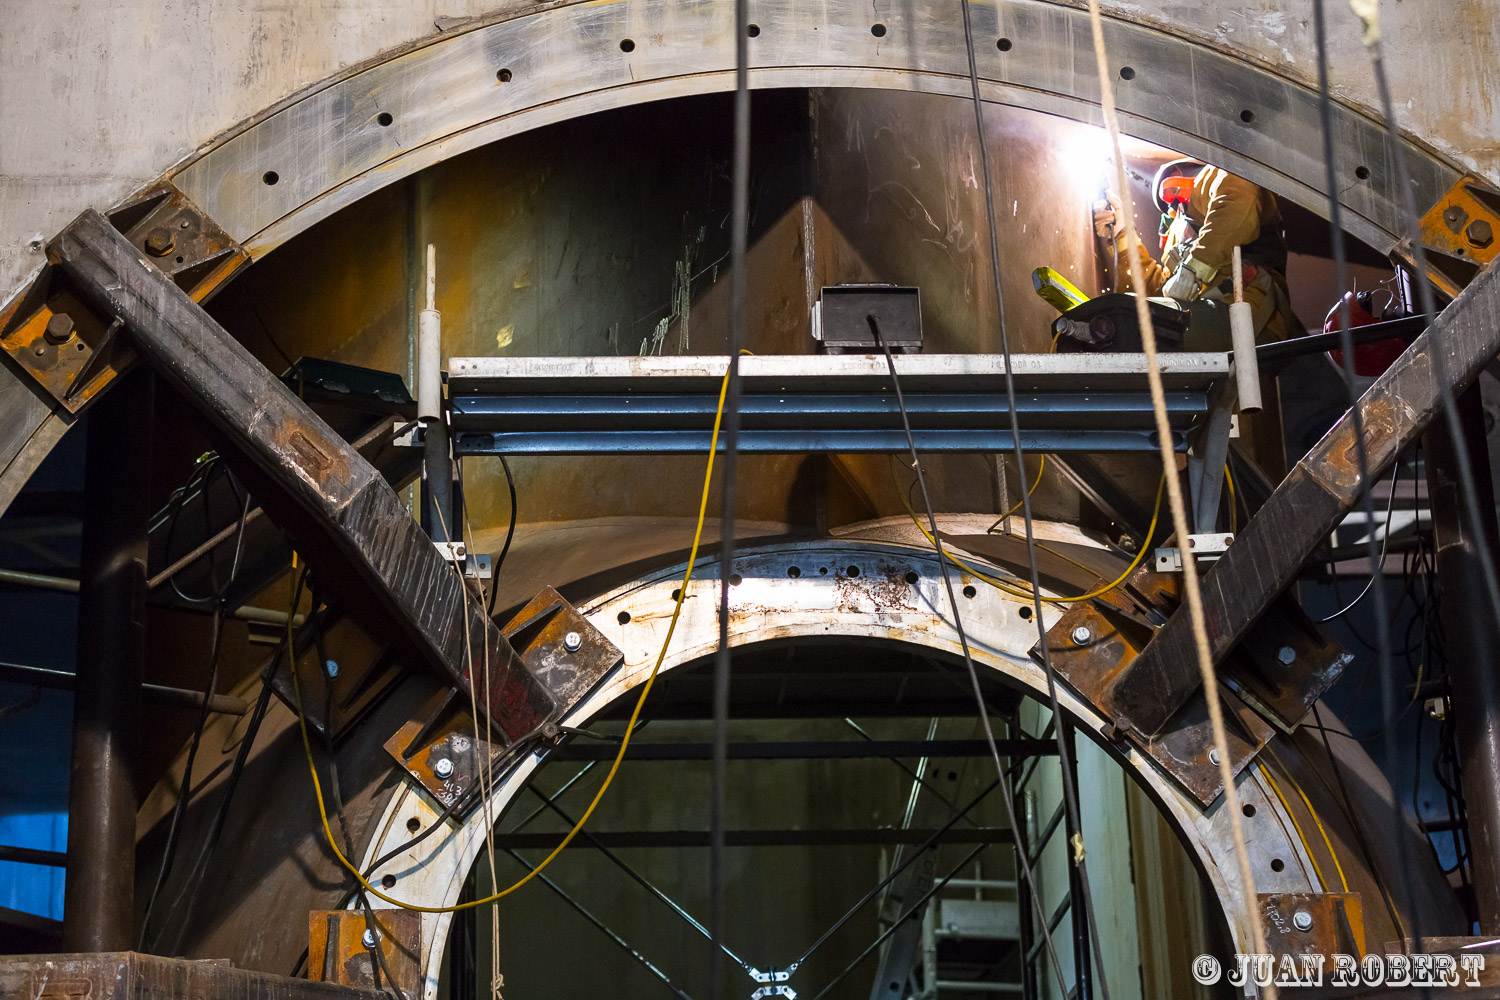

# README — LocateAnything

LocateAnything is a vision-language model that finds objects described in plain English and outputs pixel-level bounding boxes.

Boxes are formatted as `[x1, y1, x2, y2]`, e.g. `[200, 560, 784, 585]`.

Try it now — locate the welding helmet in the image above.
[1152, 158, 1206, 213]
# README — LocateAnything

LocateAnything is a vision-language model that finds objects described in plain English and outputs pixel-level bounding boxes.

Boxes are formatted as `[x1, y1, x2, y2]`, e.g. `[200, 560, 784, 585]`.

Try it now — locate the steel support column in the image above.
[62, 371, 152, 951]
[1105, 260, 1500, 738]
[1426, 385, 1500, 932]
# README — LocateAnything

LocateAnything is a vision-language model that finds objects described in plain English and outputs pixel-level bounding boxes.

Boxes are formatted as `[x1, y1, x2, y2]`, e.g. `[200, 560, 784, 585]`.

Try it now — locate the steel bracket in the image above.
[308, 908, 422, 998]
[1258, 892, 1365, 963]
[1, 184, 248, 412]
[384, 587, 622, 812]
[1413, 175, 1500, 299]
[1032, 569, 1349, 806]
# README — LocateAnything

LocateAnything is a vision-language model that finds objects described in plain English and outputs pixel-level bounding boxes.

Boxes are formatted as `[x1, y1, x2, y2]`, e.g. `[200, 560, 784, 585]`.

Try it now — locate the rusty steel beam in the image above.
[48, 209, 556, 745]
[1103, 259, 1500, 739]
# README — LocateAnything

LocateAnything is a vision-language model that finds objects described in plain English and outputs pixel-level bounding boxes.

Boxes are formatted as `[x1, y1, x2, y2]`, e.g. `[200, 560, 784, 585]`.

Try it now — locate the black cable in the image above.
[138, 475, 253, 949]
[868, 316, 1070, 999]
[318, 639, 405, 1000]
[808, 842, 991, 1000]
[1311, 703, 1406, 945]
[1319, 462, 1401, 623]
[155, 568, 308, 954]
[1361, 36, 1500, 644]
[956, 5, 1112, 994]
[487, 455, 518, 616]
[1313, 3, 1424, 961]
[710, 5, 749, 999]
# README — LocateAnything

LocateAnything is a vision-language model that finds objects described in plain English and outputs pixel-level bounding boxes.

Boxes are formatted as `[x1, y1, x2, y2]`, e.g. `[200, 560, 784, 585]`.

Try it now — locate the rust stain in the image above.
[832, 559, 917, 611]
[286, 429, 332, 475]
[1306, 392, 1408, 494]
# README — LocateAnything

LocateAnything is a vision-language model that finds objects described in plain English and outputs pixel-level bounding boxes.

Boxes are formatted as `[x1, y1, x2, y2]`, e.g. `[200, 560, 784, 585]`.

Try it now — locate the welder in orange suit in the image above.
[1093, 161, 1297, 351]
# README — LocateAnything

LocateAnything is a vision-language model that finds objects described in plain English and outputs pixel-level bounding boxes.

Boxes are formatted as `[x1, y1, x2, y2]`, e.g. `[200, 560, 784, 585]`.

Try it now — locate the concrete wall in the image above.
[2, 0, 1497, 300]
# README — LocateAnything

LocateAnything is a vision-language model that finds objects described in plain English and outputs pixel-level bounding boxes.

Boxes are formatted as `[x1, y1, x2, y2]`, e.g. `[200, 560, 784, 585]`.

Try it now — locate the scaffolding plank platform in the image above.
[447, 353, 1230, 455]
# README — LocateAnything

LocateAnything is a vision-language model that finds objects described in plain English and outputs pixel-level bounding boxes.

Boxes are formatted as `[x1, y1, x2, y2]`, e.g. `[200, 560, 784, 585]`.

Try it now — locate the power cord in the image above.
[867, 314, 1070, 997]
[289, 368, 735, 913]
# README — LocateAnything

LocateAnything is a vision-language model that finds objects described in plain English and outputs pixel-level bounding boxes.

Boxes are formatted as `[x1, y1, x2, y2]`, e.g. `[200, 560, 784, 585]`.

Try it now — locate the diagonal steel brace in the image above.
[1103, 258, 1500, 739]
[49, 209, 556, 744]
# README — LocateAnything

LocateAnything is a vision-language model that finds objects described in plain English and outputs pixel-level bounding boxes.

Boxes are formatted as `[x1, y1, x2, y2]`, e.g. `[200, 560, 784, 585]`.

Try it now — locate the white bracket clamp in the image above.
[1155, 533, 1234, 571]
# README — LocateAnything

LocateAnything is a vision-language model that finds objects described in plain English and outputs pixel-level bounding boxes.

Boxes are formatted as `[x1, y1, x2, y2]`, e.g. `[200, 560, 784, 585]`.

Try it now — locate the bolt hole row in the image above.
[254, 36, 1380, 190]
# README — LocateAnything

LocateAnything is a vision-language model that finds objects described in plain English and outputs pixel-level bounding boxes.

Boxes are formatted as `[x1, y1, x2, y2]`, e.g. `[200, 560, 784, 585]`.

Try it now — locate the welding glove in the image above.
[1162, 264, 1201, 302]
[1092, 193, 1123, 241]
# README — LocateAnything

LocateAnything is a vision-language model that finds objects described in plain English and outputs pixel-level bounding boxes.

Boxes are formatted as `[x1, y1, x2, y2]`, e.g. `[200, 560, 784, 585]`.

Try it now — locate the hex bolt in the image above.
[1277, 646, 1296, 665]
[143, 227, 175, 257]
[362, 928, 378, 949]
[43, 313, 75, 345]
[563, 631, 583, 652]
[1070, 626, 1093, 646]
[1208, 748, 1221, 766]
[1468, 220, 1494, 249]
[1292, 910, 1314, 932]
[324, 659, 339, 678]
[433, 757, 455, 779]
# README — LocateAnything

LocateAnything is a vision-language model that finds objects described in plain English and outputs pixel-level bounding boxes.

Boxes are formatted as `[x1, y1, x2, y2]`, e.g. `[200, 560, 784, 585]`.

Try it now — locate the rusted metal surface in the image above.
[1108, 257, 1500, 739]
[384, 713, 507, 812]
[1221, 599, 1354, 734]
[1259, 893, 1366, 960]
[0, 184, 248, 413]
[47, 208, 556, 744]
[1032, 565, 1347, 804]
[1417, 175, 1500, 298]
[1036, 582, 1277, 806]
[308, 909, 422, 996]
[0, 952, 383, 1000]
[382, 587, 620, 810]
[501, 586, 623, 710]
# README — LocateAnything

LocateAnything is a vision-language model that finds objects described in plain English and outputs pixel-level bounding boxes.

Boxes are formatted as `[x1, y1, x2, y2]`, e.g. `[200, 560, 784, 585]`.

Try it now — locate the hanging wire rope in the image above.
[958, 3, 1113, 993]
[866, 316, 1069, 998]
[1081, 2, 1275, 990]
[711, 4, 751, 998]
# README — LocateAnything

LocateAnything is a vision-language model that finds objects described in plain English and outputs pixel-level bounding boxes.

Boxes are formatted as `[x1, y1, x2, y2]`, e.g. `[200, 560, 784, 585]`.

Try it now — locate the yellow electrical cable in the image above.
[899, 468, 1164, 605]
[1264, 746, 1350, 894]
[1225, 467, 1237, 534]
[289, 366, 735, 913]
[1257, 761, 1330, 891]
[986, 455, 1045, 533]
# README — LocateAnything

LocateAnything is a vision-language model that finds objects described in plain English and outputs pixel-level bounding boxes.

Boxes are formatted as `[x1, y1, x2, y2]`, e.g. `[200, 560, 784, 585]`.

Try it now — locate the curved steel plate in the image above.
[170, 0, 1455, 260]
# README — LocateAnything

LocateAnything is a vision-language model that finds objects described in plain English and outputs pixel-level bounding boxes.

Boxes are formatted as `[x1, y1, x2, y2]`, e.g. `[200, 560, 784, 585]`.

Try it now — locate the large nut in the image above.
[144, 227, 175, 257]
[1467, 220, 1494, 249]
[44, 313, 75, 345]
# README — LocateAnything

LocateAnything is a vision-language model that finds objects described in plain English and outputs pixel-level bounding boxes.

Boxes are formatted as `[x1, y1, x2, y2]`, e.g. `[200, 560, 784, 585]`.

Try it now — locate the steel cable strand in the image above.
[868, 315, 1070, 999]
[958, 2, 1115, 992]
[1082, 1, 1275, 989]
